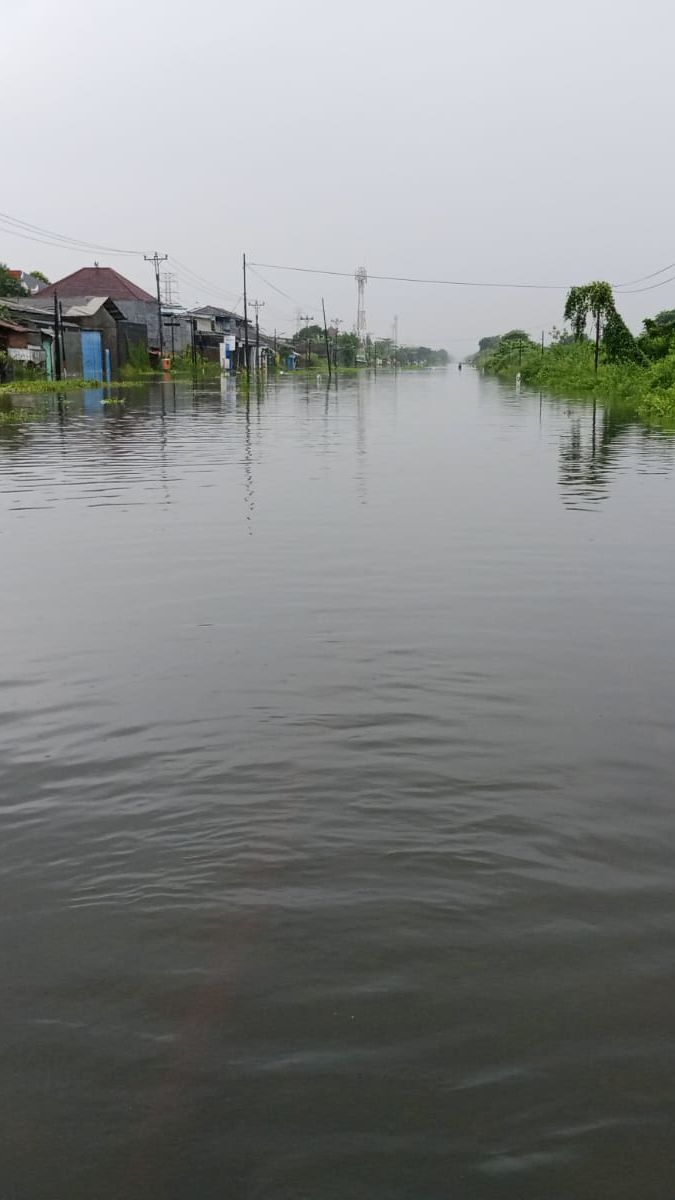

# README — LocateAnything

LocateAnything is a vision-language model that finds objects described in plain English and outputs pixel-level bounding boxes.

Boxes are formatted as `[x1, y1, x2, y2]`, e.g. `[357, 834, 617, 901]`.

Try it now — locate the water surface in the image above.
[2, 371, 675, 1198]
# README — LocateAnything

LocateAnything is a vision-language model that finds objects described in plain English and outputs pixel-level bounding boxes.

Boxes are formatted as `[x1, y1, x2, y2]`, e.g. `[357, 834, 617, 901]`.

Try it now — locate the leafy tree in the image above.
[501, 329, 531, 344]
[0, 263, 27, 297]
[549, 324, 579, 345]
[638, 313, 675, 361]
[336, 331, 359, 366]
[479, 335, 501, 353]
[29, 269, 50, 286]
[564, 281, 615, 371]
[652, 309, 675, 327]
[603, 309, 644, 364]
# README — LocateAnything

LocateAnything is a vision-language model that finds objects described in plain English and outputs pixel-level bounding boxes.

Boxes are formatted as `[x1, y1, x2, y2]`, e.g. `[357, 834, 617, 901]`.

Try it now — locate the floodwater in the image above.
[2, 370, 675, 1199]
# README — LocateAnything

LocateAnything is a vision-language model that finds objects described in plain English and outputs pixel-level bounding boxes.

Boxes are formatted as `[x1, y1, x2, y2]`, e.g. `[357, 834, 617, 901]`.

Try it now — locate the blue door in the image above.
[81, 330, 103, 381]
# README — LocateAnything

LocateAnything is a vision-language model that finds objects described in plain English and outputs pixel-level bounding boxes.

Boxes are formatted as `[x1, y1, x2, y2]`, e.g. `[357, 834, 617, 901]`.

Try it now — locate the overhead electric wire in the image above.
[616, 273, 675, 295]
[170, 256, 241, 301]
[615, 261, 675, 287]
[250, 260, 572, 291]
[248, 264, 309, 308]
[0, 210, 147, 256]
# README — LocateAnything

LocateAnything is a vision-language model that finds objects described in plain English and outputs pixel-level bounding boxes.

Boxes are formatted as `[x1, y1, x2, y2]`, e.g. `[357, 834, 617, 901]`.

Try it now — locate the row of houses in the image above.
[0, 265, 277, 381]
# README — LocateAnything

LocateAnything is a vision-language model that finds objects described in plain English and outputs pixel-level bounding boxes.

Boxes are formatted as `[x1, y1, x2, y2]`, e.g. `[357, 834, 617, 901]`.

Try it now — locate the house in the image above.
[0, 296, 141, 381]
[0, 317, 32, 380]
[0, 299, 80, 379]
[37, 265, 161, 348]
[7, 271, 47, 296]
[192, 305, 276, 370]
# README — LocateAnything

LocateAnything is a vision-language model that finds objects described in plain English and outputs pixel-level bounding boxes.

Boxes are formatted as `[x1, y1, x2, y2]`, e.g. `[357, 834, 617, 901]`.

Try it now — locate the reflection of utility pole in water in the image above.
[355, 384, 365, 506]
[243, 397, 254, 534]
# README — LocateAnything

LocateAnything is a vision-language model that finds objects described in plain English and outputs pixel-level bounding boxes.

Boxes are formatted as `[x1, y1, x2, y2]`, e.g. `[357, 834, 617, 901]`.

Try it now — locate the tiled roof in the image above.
[38, 266, 155, 303]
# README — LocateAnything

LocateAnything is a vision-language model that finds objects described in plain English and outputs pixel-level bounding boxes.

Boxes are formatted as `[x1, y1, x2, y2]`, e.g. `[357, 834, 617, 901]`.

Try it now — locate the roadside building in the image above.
[36, 265, 160, 348]
[7, 271, 47, 296]
[0, 296, 141, 380]
[192, 305, 276, 370]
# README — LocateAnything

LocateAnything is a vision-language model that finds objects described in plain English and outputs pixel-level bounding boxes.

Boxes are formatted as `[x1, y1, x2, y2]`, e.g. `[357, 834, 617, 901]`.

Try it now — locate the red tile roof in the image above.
[38, 266, 155, 303]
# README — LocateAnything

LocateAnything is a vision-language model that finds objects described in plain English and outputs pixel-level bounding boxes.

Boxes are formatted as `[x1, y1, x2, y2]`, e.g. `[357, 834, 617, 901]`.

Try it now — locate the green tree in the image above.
[336, 331, 359, 366]
[29, 270, 50, 286]
[564, 281, 615, 371]
[603, 308, 644, 364]
[501, 328, 532, 344]
[652, 309, 675, 327]
[0, 263, 27, 297]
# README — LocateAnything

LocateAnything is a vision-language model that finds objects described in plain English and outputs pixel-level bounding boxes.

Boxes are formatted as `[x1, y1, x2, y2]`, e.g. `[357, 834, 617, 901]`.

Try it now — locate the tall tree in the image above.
[564, 281, 615, 371]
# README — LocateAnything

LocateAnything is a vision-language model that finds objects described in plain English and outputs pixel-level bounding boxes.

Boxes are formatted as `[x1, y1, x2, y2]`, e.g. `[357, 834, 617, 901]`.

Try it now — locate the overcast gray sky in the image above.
[4, 0, 674, 349]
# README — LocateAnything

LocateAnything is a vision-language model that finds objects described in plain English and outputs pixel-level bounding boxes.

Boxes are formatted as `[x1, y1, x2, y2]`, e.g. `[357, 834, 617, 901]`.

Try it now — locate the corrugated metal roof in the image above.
[64, 297, 111, 318]
[0, 318, 28, 333]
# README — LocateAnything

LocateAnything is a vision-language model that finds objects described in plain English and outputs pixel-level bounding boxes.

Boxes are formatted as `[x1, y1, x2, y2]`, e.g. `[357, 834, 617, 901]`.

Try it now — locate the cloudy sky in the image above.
[3, 0, 674, 350]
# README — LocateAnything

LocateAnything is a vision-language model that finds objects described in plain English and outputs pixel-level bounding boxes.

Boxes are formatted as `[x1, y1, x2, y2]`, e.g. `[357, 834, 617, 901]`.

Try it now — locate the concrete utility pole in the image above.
[145, 251, 168, 358]
[53, 291, 62, 381]
[250, 299, 265, 369]
[321, 298, 332, 379]
[242, 253, 250, 379]
[332, 317, 343, 369]
[298, 314, 313, 366]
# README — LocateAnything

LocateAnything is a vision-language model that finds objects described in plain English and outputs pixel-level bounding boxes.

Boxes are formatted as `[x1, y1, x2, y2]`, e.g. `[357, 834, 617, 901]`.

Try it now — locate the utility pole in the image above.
[332, 317, 342, 370]
[250, 299, 264, 370]
[321, 298, 332, 380]
[53, 291, 62, 381]
[59, 300, 67, 375]
[163, 315, 181, 359]
[144, 251, 168, 359]
[393, 315, 399, 372]
[242, 253, 251, 379]
[298, 314, 313, 368]
[541, 329, 545, 357]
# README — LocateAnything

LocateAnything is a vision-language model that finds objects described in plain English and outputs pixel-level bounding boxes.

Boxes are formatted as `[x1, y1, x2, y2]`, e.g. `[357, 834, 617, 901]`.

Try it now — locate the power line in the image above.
[616, 273, 675, 295]
[0, 210, 147, 256]
[250, 258, 675, 296]
[615, 261, 675, 287]
[248, 264, 307, 307]
[250, 260, 571, 291]
[169, 256, 240, 300]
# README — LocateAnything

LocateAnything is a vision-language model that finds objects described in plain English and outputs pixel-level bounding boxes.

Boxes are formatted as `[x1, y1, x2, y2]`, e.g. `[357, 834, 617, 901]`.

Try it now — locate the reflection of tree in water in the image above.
[558, 400, 635, 509]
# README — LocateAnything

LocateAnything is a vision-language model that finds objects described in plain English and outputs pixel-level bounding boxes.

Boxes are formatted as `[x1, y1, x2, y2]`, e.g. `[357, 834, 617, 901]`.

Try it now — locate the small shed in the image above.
[64, 297, 126, 379]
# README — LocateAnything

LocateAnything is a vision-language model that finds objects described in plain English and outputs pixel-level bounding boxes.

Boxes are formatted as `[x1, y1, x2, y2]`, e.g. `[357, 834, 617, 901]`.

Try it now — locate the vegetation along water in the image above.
[474, 281, 675, 423]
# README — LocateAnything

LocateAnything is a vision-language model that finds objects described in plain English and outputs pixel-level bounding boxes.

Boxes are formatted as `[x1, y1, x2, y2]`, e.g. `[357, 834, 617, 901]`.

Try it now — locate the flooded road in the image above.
[2, 370, 675, 1198]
